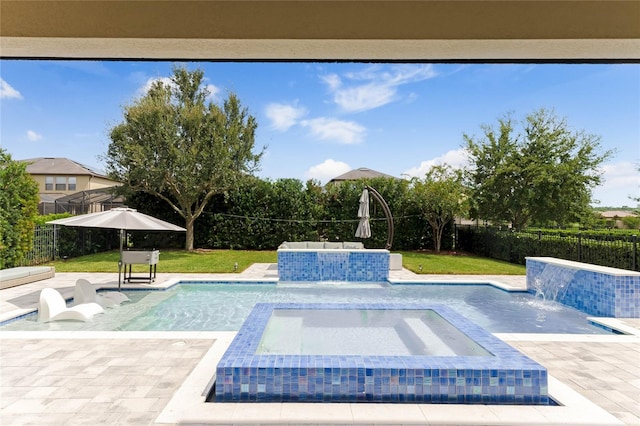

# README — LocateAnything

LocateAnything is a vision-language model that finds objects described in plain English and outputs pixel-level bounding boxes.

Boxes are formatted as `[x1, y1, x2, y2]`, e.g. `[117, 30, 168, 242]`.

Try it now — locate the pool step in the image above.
[400, 317, 457, 356]
[256, 316, 303, 354]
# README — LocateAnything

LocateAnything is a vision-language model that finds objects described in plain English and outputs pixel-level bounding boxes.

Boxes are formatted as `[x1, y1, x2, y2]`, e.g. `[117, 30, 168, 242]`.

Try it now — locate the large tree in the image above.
[464, 109, 613, 230]
[410, 164, 468, 252]
[105, 66, 263, 250]
[0, 149, 39, 268]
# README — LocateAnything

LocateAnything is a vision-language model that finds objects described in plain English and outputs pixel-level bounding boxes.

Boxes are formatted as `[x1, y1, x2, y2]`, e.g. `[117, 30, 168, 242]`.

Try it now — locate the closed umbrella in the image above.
[355, 188, 371, 239]
[47, 207, 186, 288]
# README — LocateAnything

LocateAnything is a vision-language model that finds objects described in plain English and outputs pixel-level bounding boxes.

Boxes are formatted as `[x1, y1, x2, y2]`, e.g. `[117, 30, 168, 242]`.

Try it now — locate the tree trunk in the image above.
[185, 216, 196, 251]
[430, 220, 443, 253]
[434, 226, 442, 253]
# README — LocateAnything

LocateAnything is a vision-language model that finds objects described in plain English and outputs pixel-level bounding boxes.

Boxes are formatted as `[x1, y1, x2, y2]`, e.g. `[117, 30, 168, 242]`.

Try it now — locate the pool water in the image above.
[256, 308, 492, 356]
[1, 282, 612, 333]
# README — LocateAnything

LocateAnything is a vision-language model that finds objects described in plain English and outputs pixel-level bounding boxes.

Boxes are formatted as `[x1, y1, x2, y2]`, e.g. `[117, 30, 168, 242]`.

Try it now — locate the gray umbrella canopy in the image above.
[47, 207, 186, 287]
[47, 207, 185, 232]
[355, 189, 371, 239]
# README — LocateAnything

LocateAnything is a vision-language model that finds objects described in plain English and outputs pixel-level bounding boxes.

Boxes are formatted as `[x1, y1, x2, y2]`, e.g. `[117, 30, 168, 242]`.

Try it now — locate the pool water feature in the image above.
[215, 303, 549, 404]
[278, 249, 389, 282]
[527, 257, 640, 317]
[0, 282, 614, 334]
[316, 251, 350, 281]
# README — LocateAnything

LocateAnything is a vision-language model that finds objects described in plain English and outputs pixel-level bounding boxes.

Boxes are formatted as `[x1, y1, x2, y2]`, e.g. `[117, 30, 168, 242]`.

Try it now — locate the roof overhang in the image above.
[1, 1, 639, 61]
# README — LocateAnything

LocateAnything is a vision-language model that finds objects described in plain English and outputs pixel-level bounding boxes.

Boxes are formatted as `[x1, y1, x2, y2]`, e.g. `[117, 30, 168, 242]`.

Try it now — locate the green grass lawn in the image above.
[400, 251, 525, 275]
[46, 249, 277, 273]
[45, 249, 525, 275]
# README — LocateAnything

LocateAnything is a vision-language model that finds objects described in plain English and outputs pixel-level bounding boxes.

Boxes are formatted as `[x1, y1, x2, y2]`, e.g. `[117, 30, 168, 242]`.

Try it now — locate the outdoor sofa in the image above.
[278, 241, 364, 249]
[0, 266, 55, 290]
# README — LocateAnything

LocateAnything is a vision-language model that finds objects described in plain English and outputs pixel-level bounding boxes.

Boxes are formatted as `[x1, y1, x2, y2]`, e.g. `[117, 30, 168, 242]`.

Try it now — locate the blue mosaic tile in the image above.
[526, 258, 640, 318]
[215, 303, 549, 404]
[277, 249, 389, 282]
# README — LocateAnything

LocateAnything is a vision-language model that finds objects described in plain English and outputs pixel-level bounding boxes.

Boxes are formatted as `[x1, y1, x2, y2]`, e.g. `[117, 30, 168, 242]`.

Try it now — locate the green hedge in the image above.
[125, 177, 451, 251]
[40, 177, 458, 259]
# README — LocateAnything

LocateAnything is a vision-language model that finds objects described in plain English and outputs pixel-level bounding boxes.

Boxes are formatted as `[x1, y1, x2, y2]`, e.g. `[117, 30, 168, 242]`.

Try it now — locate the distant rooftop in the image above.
[328, 167, 397, 184]
[21, 157, 107, 177]
[600, 210, 638, 218]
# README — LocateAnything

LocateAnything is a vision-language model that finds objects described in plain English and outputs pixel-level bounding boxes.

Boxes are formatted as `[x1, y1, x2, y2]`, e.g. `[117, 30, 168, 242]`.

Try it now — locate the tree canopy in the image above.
[464, 108, 613, 230]
[410, 164, 469, 252]
[105, 66, 263, 250]
[0, 149, 39, 268]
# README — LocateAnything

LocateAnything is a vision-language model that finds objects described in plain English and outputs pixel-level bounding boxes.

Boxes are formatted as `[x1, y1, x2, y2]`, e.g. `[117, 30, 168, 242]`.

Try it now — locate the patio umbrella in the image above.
[47, 207, 186, 288]
[355, 188, 371, 239]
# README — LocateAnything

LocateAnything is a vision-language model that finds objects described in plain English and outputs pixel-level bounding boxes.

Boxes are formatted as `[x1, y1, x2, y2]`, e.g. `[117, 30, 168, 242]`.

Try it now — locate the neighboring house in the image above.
[599, 210, 639, 229]
[327, 167, 397, 184]
[21, 157, 123, 214]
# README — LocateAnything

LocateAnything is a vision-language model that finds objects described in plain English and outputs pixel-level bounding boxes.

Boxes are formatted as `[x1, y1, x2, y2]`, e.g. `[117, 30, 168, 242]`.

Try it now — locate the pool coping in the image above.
[526, 256, 640, 276]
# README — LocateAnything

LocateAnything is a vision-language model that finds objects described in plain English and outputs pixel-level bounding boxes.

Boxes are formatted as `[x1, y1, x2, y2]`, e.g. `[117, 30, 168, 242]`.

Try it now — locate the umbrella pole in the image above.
[118, 229, 124, 290]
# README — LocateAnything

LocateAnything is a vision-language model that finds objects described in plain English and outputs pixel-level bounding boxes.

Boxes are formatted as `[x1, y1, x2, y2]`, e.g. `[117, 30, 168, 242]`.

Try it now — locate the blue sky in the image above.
[1, 60, 638, 207]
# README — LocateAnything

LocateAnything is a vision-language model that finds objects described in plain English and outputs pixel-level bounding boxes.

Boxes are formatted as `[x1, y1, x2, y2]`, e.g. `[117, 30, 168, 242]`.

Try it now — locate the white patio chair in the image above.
[37, 288, 104, 322]
[74, 279, 130, 308]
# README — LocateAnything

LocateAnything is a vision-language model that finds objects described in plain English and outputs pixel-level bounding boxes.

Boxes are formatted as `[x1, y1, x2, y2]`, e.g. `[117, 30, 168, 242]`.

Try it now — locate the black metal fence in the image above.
[21, 225, 56, 266]
[456, 225, 639, 271]
[20, 225, 119, 266]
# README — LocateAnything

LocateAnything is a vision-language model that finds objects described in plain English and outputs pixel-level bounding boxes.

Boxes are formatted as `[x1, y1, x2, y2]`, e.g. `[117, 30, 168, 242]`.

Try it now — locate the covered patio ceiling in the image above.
[1, 1, 639, 61]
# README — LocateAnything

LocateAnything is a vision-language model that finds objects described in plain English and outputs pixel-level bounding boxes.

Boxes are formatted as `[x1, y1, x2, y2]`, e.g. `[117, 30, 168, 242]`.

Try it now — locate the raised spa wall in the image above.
[215, 303, 548, 404]
[278, 248, 389, 282]
[526, 257, 640, 318]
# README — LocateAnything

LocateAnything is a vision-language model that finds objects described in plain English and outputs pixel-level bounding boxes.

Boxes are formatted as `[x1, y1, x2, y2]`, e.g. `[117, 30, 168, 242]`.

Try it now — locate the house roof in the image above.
[21, 157, 108, 178]
[600, 210, 638, 218]
[328, 167, 397, 183]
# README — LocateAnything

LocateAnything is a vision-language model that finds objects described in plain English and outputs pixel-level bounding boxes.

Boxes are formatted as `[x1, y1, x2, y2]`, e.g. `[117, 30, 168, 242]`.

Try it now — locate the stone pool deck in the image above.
[1, 265, 639, 425]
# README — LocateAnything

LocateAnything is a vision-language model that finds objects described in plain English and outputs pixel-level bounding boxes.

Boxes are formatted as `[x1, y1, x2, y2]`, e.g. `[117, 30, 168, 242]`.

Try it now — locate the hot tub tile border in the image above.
[216, 303, 549, 404]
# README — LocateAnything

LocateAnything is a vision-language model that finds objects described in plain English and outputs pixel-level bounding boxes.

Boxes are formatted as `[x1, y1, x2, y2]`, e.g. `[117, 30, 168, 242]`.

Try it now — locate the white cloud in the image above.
[321, 73, 342, 91]
[334, 84, 396, 113]
[138, 77, 220, 103]
[1, 79, 22, 99]
[305, 159, 351, 182]
[265, 102, 307, 131]
[599, 161, 639, 189]
[300, 117, 366, 144]
[403, 148, 469, 178]
[321, 64, 437, 113]
[592, 161, 640, 206]
[138, 76, 173, 97]
[203, 84, 220, 104]
[26, 130, 42, 141]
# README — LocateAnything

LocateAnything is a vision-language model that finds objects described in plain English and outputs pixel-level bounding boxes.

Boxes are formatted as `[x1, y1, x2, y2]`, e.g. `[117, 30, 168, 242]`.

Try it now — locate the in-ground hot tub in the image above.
[215, 303, 549, 404]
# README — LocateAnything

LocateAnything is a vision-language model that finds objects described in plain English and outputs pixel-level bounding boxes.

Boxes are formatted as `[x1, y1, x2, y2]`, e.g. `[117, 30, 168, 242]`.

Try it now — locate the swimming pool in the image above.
[1, 282, 612, 334]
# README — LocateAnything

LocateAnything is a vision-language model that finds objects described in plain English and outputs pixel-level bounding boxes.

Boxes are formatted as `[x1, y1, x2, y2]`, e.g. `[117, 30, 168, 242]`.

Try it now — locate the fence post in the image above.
[453, 223, 457, 250]
[538, 230, 542, 256]
[633, 235, 637, 271]
[578, 232, 582, 262]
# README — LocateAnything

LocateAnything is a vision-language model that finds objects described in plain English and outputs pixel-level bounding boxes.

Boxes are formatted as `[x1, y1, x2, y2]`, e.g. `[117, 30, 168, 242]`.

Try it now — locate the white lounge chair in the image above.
[74, 279, 130, 308]
[37, 288, 104, 322]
